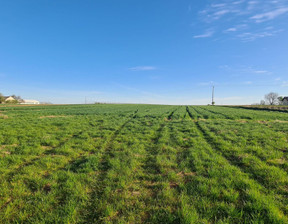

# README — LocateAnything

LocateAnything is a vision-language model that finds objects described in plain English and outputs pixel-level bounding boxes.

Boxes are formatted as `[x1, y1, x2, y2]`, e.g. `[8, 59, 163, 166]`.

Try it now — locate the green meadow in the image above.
[0, 104, 287, 223]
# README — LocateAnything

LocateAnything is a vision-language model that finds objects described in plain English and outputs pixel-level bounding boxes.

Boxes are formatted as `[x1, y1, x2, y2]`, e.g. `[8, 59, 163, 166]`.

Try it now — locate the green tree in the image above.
[278, 96, 283, 105]
[0, 93, 4, 104]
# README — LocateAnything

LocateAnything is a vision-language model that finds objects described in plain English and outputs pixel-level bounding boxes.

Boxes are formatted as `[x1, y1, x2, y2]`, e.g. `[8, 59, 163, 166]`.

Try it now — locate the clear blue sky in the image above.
[1, 0, 288, 105]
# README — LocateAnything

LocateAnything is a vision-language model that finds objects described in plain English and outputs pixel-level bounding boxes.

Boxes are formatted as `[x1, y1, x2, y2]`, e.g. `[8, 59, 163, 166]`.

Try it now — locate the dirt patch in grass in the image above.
[131, 191, 141, 196]
[43, 183, 52, 193]
[256, 120, 268, 124]
[134, 154, 144, 158]
[267, 158, 286, 165]
[41, 146, 52, 150]
[144, 181, 159, 187]
[0, 147, 11, 157]
[237, 120, 248, 123]
[169, 182, 179, 189]
[176, 171, 196, 177]
[0, 144, 17, 150]
[2, 151, 11, 155]
[93, 137, 103, 140]
[238, 154, 249, 160]
[39, 115, 71, 119]
[0, 114, 9, 119]
[256, 120, 288, 124]
[272, 120, 288, 123]
[0, 151, 11, 157]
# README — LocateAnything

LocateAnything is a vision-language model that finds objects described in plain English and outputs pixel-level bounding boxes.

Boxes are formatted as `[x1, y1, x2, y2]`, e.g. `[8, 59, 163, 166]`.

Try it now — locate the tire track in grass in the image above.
[177, 112, 242, 222]
[110, 108, 179, 223]
[233, 106, 288, 114]
[194, 124, 288, 215]
[0, 115, 118, 215]
[189, 106, 220, 120]
[157, 106, 180, 121]
[198, 106, 232, 119]
[191, 105, 230, 120]
[138, 108, 185, 223]
[174, 120, 233, 223]
[2, 114, 98, 179]
[204, 120, 288, 173]
[167, 106, 181, 120]
[185, 107, 288, 222]
[191, 106, 212, 119]
[211, 106, 281, 120]
[186, 106, 196, 119]
[168, 120, 203, 223]
[0, 128, 100, 215]
[5, 131, 86, 182]
[139, 107, 190, 222]
[94, 109, 139, 176]
[0, 107, 138, 222]
[188, 108, 288, 192]
[98, 109, 139, 170]
[0, 151, 91, 222]
[141, 122, 177, 223]
[7, 111, 133, 223]
[83, 110, 140, 223]
[195, 120, 288, 214]
[197, 119, 288, 189]
[9, 109, 138, 182]
[186, 106, 202, 119]
[4, 113, 107, 179]
[29, 110, 140, 223]
[174, 112, 253, 222]
[182, 109, 188, 120]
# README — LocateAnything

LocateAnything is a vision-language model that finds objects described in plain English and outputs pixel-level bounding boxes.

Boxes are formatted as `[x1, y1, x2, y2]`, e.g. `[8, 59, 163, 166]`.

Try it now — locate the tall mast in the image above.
[212, 85, 214, 105]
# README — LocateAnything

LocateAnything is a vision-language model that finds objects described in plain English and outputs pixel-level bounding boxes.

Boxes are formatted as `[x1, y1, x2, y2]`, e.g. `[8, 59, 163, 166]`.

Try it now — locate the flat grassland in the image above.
[0, 104, 288, 223]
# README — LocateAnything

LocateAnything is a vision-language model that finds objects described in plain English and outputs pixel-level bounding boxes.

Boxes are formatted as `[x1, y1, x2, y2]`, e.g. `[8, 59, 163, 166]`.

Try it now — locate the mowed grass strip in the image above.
[195, 120, 288, 214]
[199, 119, 288, 172]
[186, 106, 288, 223]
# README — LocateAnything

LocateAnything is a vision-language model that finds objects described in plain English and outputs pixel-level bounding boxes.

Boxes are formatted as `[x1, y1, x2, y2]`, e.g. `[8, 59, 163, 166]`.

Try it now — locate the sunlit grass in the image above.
[0, 104, 287, 223]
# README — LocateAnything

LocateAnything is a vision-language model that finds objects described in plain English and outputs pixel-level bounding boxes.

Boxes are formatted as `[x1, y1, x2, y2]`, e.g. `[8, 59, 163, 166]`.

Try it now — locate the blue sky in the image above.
[0, 0, 288, 105]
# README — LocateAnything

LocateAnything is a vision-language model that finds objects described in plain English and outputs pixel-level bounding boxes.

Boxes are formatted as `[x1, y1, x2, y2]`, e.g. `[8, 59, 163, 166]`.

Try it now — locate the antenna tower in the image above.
[212, 85, 215, 105]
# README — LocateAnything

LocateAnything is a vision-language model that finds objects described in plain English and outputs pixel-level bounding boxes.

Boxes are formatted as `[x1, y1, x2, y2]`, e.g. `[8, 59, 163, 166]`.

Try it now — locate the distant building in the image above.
[4, 96, 16, 102]
[282, 97, 288, 105]
[21, 99, 40, 105]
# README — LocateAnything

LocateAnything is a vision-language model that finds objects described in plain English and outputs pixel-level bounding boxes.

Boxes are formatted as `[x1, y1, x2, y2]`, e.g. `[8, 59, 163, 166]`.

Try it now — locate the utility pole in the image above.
[212, 85, 215, 105]
[85, 96, 87, 104]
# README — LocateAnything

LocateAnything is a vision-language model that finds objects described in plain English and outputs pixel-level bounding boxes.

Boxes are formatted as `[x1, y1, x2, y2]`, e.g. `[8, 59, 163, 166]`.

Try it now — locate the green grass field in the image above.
[0, 104, 288, 223]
